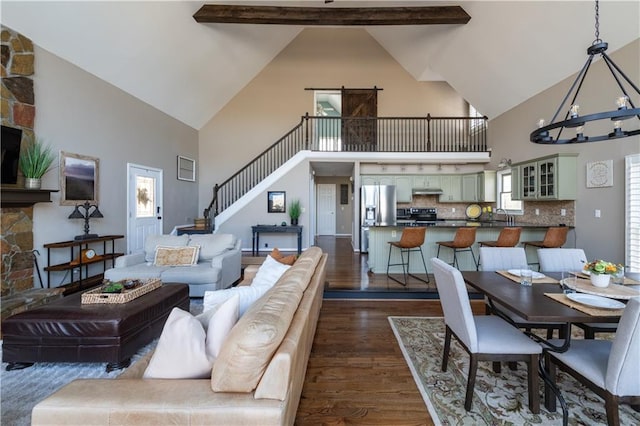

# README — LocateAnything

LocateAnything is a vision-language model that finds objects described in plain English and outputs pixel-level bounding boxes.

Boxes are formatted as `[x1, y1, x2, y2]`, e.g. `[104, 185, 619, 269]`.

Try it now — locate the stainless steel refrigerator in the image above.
[360, 185, 397, 253]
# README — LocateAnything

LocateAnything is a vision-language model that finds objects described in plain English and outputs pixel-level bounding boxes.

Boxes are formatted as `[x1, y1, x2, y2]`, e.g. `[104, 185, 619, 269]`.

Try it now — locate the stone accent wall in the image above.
[1, 208, 35, 296]
[1, 26, 36, 296]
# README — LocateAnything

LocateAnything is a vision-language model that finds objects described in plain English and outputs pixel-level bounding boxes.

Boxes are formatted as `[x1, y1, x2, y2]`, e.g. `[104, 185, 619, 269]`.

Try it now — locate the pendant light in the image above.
[530, 0, 639, 144]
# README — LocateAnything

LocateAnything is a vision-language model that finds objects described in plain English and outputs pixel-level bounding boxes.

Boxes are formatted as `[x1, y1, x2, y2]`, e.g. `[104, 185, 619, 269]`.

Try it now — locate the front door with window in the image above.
[127, 164, 163, 254]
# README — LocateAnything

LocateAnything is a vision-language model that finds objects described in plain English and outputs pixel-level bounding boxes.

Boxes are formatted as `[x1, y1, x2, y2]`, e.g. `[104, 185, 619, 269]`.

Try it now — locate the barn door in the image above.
[341, 88, 378, 151]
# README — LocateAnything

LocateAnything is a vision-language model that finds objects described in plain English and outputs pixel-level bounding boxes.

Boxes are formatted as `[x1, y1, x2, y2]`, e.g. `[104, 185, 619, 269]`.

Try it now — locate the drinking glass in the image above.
[612, 267, 625, 285]
[520, 268, 533, 286]
[560, 270, 576, 294]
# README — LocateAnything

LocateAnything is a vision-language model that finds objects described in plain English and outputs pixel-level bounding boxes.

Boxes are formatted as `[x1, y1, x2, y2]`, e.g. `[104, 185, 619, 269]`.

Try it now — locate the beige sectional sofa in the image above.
[31, 247, 327, 426]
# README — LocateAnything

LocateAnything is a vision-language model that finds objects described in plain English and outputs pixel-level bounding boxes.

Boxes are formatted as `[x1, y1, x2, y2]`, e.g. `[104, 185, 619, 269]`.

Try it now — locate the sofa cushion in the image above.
[154, 246, 200, 266]
[144, 234, 189, 262]
[104, 263, 167, 282]
[143, 296, 239, 379]
[160, 264, 222, 284]
[188, 234, 237, 261]
[210, 256, 308, 392]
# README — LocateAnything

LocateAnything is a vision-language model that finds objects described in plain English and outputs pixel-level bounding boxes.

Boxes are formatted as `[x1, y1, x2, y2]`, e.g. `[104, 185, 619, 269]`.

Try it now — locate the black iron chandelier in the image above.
[530, 0, 640, 144]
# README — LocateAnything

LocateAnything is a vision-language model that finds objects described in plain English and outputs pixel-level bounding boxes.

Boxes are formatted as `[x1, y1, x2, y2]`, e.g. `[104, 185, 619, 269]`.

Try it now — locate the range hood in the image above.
[412, 188, 444, 195]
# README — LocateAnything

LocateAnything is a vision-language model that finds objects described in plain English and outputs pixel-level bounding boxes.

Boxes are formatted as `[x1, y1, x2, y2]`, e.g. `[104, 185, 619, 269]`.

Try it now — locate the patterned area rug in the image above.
[388, 316, 640, 426]
[0, 299, 204, 425]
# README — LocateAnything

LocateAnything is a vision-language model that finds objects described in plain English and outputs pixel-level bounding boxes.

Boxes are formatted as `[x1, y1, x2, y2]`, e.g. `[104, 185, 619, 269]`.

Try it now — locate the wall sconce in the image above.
[69, 201, 104, 240]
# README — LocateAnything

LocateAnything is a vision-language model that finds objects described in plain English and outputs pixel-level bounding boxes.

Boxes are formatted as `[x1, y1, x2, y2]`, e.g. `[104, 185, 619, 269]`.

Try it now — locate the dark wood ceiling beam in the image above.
[193, 5, 471, 26]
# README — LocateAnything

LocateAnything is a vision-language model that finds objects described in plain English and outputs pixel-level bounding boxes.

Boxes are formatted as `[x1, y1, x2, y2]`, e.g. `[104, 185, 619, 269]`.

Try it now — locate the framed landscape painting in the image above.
[60, 151, 99, 205]
[268, 191, 286, 213]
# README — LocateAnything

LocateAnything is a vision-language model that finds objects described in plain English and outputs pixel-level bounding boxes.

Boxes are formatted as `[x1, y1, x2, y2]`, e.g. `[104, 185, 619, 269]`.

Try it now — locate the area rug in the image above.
[388, 316, 640, 426]
[0, 299, 204, 426]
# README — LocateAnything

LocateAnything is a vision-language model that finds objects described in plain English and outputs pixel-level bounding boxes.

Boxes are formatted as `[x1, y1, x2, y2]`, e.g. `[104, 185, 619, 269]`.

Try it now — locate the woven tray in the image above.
[81, 279, 162, 304]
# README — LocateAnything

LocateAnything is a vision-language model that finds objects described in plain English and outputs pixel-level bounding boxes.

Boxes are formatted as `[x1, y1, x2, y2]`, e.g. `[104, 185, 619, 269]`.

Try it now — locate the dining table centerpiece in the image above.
[583, 259, 621, 288]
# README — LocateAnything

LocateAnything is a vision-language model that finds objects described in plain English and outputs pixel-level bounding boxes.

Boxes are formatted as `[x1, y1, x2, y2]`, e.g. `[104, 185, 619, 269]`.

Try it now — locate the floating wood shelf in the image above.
[0, 187, 58, 208]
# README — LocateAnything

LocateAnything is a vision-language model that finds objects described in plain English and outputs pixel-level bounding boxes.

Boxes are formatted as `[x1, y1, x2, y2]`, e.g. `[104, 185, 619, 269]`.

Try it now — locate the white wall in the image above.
[198, 28, 468, 213]
[32, 46, 198, 287]
[489, 39, 640, 263]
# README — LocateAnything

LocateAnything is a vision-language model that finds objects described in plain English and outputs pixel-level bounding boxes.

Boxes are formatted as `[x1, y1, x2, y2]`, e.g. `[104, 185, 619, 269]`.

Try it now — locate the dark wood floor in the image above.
[288, 236, 484, 424]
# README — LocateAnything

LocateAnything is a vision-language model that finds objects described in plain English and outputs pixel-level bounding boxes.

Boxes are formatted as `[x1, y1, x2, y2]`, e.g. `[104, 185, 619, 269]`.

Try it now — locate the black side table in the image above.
[251, 225, 302, 255]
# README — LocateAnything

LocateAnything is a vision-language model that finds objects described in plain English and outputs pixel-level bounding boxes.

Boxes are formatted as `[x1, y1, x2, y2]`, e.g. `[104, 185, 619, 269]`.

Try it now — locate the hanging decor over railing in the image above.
[204, 114, 488, 222]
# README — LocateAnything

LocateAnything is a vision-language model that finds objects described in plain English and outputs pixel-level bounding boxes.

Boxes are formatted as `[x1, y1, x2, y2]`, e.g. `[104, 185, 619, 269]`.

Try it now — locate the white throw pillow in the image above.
[251, 255, 291, 288]
[204, 286, 268, 317]
[143, 295, 239, 379]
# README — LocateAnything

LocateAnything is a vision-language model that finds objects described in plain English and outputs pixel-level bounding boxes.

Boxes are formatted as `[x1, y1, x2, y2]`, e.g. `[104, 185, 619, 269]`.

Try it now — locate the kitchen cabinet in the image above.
[413, 175, 441, 189]
[394, 176, 413, 202]
[439, 175, 463, 202]
[511, 165, 522, 200]
[462, 174, 478, 201]
[361, 175, 394, 186]
[512, 153, 578, 200]
[477, 171, 496, 202]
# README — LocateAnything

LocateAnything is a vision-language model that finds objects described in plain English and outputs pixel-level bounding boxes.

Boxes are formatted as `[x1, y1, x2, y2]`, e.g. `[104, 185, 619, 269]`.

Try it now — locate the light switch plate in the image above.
[595, 209, 601, 218]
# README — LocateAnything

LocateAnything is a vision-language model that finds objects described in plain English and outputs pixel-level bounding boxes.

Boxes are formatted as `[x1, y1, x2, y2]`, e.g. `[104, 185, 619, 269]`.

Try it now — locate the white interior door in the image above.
[316, 183, 336, 235]
[127, 164, 163, 254]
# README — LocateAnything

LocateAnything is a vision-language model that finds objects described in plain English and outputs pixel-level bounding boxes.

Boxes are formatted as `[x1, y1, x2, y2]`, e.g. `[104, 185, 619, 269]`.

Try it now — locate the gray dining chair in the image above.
[537, 248, 587, 272]
[430, 257, 542, 413]
[538, 248, 617, 339]
[479, 247, 567, 340]
[545, 297, 640, 426]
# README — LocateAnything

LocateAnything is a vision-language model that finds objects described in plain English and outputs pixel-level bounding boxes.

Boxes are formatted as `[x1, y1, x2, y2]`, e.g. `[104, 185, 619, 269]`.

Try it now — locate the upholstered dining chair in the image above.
[436, 227, 478, 270]
[537, 248, 587, 272]
[479, 247, 567, 340]
[538, 248, 618, 339]
[430, 257, 542, 413]
[386, 226, 429, 286]
[478, 227, 522, 247]
[545, 297, 640, 426]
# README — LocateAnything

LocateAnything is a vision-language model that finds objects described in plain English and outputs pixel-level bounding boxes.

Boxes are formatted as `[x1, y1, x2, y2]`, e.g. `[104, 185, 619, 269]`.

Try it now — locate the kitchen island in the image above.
[368, 221, 574, 273]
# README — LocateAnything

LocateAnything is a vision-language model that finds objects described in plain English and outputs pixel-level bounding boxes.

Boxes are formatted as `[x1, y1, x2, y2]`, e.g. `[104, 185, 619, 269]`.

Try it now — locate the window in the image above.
[626, 154, 640, 272]
[497, 169, 523, 213]
[469, 104, 484, 132]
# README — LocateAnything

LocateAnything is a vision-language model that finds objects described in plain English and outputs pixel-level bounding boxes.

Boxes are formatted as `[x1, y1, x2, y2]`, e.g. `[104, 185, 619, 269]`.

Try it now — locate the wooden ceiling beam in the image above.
[193, 5, 471, 26]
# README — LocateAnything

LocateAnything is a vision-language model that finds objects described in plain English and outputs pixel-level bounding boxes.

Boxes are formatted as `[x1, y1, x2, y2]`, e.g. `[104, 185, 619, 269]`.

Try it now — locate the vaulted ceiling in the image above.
[2, 1, 639, 130]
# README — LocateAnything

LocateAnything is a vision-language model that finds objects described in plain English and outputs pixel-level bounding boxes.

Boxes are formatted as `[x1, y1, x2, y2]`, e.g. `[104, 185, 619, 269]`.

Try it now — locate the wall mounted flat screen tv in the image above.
[1, 125, 23, 184]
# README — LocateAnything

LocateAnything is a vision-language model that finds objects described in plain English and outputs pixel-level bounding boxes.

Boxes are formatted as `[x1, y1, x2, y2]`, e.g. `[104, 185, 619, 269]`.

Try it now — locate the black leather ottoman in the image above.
[2, 284, 189, 372]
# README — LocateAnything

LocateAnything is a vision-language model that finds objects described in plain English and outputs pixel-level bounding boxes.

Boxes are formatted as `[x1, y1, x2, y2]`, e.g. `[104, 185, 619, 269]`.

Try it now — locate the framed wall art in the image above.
[267, 191, 286, 213]
[60, 151, 99, 206]
[177, 156, 196, 182]
[586, 160, 613, 188]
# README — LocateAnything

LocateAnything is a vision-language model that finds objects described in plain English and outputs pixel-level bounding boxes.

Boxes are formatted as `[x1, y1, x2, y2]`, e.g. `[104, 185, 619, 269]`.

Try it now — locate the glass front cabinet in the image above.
[513, 153, 578, 201]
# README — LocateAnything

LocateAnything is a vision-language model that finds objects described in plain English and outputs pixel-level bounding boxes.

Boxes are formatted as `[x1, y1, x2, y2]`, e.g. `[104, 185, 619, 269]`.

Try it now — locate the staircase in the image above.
[204, 114, 488, 225]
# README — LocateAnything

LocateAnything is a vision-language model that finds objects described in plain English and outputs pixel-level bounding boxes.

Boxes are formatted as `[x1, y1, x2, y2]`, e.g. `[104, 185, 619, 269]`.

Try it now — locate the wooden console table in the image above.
[251, 225, 302, 256]
[44, 235, 124, 294]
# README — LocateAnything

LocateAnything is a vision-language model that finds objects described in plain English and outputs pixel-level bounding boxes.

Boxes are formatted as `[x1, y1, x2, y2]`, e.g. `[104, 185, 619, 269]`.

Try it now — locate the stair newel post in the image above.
[426, 113, 432, 152]
[304, 113, 310, 150]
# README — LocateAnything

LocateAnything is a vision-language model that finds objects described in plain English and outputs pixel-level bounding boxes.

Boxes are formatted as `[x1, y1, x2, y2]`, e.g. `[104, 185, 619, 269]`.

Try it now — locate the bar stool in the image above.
[522, 226, 569, 269]
[436, 227, 478, 270]
[386, 227, 429, 286]
[478, 227, 522, 247]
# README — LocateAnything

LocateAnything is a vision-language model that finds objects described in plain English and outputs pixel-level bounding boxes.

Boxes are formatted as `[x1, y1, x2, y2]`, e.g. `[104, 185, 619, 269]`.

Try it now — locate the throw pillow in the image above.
[251, 255, 291, 288]
[203, 285, 268, 317]
[143, 295, 239, 379]
[154, 246, 200, 266]
[271, 247, 297, 265]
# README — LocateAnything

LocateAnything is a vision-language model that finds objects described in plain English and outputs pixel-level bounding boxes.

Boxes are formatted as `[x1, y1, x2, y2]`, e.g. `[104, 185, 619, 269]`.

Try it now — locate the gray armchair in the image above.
[430, 257, 543, 413]
[545, 297, 640, 425]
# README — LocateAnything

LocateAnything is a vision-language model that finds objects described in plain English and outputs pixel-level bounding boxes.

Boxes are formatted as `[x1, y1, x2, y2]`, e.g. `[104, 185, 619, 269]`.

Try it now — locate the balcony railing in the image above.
[204, 114, 487, 221]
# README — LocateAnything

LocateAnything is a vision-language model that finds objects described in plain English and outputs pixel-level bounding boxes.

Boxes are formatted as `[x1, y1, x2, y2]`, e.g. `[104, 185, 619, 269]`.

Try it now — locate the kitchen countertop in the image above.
[372, 220, 573, 229]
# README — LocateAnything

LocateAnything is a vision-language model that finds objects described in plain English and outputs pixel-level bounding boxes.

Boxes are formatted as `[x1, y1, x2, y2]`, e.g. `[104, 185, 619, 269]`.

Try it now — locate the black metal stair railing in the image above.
[204, 114, 487, 223]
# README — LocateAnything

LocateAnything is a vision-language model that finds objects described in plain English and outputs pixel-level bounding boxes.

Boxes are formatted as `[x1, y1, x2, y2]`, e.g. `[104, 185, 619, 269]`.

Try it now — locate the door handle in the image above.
[157, 216, 162, 220]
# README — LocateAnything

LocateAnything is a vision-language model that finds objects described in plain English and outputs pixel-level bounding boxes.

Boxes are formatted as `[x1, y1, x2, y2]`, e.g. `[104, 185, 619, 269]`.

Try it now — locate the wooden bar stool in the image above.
[478, 227, 522, 247]
[386, 227, 429, 286]
[436, 227, 478, 270]
[522, 226, 569, 269]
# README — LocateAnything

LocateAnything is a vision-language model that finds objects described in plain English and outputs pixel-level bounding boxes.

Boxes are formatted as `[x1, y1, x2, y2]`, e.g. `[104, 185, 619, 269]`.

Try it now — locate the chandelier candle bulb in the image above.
[537, 119, 546, 128]
[616, 96, 628, 109]
[570, 104, 580, 118]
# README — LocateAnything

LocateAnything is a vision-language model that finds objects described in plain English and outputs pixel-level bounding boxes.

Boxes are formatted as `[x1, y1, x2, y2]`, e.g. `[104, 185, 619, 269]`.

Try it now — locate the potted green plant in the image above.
[19, 136, 56, 190]
[289, 199, 302, 225]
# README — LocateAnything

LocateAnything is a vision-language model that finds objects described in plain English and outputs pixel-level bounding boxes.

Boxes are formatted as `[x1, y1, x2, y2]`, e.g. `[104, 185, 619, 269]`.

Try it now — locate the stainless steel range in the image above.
[410, 207, 438, 225]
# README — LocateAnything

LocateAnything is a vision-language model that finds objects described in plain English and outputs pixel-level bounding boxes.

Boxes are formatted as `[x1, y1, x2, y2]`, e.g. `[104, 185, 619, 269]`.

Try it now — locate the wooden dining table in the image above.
[461, 270, 638, 420]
